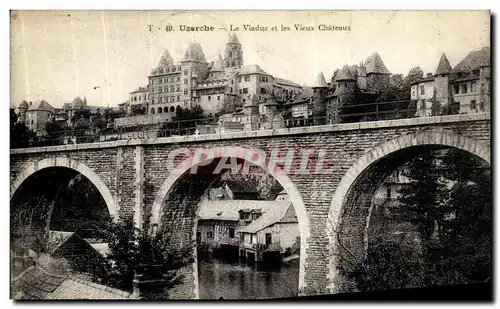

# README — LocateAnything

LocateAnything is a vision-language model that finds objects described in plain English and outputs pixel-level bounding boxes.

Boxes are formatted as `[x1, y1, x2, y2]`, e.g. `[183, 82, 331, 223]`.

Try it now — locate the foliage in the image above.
[10, 109, 33, 148]
[347, 149, 491, 292]
[158, 105, 209, 137]
[103, 219, 194, 298]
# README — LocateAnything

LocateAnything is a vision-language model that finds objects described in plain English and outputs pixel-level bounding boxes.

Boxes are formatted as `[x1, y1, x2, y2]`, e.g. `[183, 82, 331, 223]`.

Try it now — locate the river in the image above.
[198, 256, 299, 300]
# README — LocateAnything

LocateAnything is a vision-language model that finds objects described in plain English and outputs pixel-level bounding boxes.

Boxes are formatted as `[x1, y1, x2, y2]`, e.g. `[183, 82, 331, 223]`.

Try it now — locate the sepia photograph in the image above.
[8, 10, 492, 300]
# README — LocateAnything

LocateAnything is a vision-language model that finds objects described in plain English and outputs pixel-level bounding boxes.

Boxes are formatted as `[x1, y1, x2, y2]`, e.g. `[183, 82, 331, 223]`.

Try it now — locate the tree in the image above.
[103, 219, 193, 299]
[158, 105, 209, 137]
[10, 109, 32, 148]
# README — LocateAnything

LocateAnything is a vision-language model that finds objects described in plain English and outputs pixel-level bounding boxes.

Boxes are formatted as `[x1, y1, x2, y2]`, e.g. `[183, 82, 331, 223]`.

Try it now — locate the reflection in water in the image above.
[198, 256, 299, 300]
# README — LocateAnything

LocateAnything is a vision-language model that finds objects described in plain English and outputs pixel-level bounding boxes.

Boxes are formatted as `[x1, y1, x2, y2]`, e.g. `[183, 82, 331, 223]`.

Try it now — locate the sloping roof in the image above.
[228, 33, 240, 44]
[47, 231, 76, 254]
[11, 266, 135, 300]
[275, 77, 301, 88]
[279, 205, 298, 223]
[89, 243, 110, 258]
[184, 42, 207, 63]
[197, 200, 273, 221]
[312, 72, 328, 87]
[237, 202, 291, 234]
[284, 93, 312, 106]
[237, 64, 271, 76]
[158, 49, 174, 67]
[336, 65, 356, 81]
[364, 52, 391, 74]
[225, 179, 259, 194]
[453, 47, 490, 73]
[435, 53, 452, 75]
[27, 100, 55, 111]
[210, 53, 224, 72]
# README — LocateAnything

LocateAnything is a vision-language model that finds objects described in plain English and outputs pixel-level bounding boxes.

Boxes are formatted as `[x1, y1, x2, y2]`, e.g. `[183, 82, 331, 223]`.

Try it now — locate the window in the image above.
[177, 95, 180, 101]
[231, 60, 235, 66]
[151, 99, 155, 104]
[217, 95, 220, 101]
[228, 51, 232, 58]
[243, 88, 248, 94]
[151, 108, 155, 114]
[387, 187, 391, 198]
[239, 89, 242, 94]
[470, 100, 476, 110]
[239, 76, 242, 83]
[184, 78, 188, 85]
[171, 66, 176, 72]
[244, 76, 250, 82]
[231, 80, 234, 85]
[480, 101, 485, 111]
[184, 70, 188, 75]
[481, 83, 485, 94]
[461, 83, 467, 94]
[420, 100, 425, 109]
[265, 233, 272, 246]
[230, 87, 233, 93]
[158, 107, 162, 113]
[184, 89, 188, 95]
[419, 85, 425, 95]
[260, 88, 267, 94]
[454, 84, 460, 94]
[207, 231, 213, 239]
[177, 77, 180, 82]
[208, 96, 211, 101]
[259, 76, 269, 82]
[170, 106, 175, 113]
[229, 228, 235, 238]
[471, 82, 476, 93]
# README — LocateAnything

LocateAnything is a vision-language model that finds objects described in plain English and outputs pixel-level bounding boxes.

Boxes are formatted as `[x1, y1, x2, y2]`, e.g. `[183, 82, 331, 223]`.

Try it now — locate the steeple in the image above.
[435, 53, 452, 75]
[312, 72, 328, 88]
[223, 33, 243, 68]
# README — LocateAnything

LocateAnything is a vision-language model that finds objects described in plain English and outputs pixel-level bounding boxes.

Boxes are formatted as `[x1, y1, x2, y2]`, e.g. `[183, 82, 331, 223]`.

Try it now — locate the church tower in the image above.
[223, 33, 243, 68]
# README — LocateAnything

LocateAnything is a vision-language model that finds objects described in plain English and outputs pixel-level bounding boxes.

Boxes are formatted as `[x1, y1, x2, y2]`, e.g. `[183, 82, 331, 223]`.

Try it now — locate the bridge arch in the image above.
[10, 157, 117, 220]
[150, 146, 311, 299]
[326, 129, 490, 293]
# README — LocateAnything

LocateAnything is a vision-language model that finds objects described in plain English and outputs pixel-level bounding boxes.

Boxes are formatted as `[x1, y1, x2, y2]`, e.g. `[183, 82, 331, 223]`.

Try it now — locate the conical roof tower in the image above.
[435, 53, 452, 75]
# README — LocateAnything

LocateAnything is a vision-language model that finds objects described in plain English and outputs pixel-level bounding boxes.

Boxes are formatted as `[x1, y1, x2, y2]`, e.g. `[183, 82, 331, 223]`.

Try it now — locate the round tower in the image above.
[311, 72, 328, 124]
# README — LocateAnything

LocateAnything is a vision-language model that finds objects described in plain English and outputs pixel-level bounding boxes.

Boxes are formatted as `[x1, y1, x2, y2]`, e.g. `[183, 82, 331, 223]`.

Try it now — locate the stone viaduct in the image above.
[10, 113, 491, 298]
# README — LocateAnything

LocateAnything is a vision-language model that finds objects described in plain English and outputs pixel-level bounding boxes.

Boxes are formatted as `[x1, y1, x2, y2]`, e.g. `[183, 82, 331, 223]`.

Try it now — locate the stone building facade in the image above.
[411, 47, 491, 116]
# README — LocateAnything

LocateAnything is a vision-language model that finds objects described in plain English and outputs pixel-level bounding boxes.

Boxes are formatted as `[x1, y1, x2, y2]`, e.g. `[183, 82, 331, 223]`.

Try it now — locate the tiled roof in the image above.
[11, 266, 136, 300]
[284, 93, 312, 106]
[197, 200, 274, 221]
[435, 53, 452, 75]
[364, 52, 391, 74]
[184, 42, 207, 63]
[27, 100, 55, 111]
[238, 203, 294, 234]
[237, 64, 271, 76]
[158, 49, 174, 67]
[225, 179, 259, 194]
[336, 65, 356, 81]
[312, 72, 328, 87]
[275, 77, 301, 88]
[453, 47, 490, 73]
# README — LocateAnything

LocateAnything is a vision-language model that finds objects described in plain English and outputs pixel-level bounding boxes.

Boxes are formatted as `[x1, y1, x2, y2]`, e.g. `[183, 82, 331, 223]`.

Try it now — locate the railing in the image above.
[11, 99, 489, 149]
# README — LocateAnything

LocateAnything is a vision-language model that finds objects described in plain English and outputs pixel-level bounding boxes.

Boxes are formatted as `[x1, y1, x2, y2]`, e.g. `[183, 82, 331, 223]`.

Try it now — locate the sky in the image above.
[10, 10, 490, 108]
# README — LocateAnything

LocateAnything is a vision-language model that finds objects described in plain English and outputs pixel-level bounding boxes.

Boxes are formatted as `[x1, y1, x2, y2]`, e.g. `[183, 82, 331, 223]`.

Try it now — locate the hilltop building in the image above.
[137, 33, 303, 119]
[411, 47, 491, 116]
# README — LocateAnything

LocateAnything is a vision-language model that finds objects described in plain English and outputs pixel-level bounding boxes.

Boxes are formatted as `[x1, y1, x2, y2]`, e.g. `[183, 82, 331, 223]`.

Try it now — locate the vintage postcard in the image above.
[10, 10, 491, 300]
